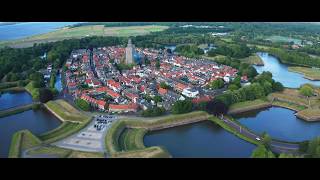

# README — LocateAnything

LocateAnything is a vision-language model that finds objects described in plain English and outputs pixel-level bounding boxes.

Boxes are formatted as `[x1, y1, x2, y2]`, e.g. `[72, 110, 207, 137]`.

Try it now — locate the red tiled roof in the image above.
[158, 87, 168, 95]
[109, 103, 138, 110]
[192, 96, 212, 104]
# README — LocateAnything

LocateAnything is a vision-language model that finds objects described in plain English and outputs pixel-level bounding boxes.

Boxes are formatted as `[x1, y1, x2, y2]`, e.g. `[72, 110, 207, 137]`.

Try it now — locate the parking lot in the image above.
[53, 115, 117, 153]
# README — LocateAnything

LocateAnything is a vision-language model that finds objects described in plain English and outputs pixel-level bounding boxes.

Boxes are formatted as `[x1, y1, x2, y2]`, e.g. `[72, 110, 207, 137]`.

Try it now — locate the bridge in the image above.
[219, 116, 300, 154]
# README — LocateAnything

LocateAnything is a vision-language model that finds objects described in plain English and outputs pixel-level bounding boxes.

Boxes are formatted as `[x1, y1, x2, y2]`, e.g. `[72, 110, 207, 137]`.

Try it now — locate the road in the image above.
[219, 116, 300, 154]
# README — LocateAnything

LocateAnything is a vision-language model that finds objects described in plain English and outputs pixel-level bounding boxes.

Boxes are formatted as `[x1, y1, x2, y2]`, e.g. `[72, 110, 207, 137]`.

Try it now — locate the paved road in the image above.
[53, 115, 117, 153]
[220, 116, 300, 154]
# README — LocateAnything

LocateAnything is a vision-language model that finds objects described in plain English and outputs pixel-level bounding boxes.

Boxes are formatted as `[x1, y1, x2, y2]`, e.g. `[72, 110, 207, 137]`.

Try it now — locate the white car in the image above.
[256, 137, 261, 141]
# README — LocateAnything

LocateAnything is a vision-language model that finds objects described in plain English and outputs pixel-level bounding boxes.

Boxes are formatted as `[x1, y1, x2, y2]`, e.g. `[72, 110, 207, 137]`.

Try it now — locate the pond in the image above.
[254, 52, 320, 88]
[235, 107, 320, 142]
[0, 109, 61, 157]
[0, 91, 32, 111]
[144, 121, 256, 158]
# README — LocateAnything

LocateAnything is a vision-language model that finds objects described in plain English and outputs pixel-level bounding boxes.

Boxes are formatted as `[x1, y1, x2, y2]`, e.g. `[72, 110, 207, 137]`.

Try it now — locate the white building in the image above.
[182, 88, 199, 98]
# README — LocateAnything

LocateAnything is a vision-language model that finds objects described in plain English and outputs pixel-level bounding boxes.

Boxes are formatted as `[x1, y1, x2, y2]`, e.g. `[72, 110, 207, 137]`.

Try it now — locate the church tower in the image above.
[125, 38, 135, 64]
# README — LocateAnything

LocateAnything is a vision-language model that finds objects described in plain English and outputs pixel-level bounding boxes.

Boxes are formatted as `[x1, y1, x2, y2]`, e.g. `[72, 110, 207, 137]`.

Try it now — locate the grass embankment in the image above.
[268, 88, 320, 121]
[0, 80, 29, 92]
[26, 145, 104, 158]
[0, 25, 169, 48]
[45, 99, 90, 123]
[228, 99, 271, 115]
[288, 66, 320, 80]
[25, 81, 39, 100]
[240, 54, 264, 66]
[0, 103, 36, 118]
[106, 111, 209, 158]
[39, 121, 90, 144]
[208, 116, 261, 146]
[8, 130, 42, 158]
[39, 100, 92, 143]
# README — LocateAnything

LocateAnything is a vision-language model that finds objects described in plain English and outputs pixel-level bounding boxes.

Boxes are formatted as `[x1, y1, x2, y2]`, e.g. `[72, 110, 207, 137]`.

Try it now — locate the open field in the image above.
[288, 66, 320, 80]
[105, 111, 210, 158]
[240, 54, 264, 66]
[247, 44, 271, 51]
[8, 130, 42, 158]
[265, 35, 302, 44]
[228, 99, 271, 115]
[0, 25, 169, 48]
[45, 99, 90, 123]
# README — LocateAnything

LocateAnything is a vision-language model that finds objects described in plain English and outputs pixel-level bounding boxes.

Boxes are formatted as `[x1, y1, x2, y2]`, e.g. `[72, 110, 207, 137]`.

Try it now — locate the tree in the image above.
[251, 145, 275, 158]
[172, 100, 193, 114]
[272, 81, 284, 92]
[228, 84, 239, 91]
[156, 60, 160, 70]
[262, 132, 272, 148]
[210, 79, 225, 89]
[75, 99, 91, 111]
[206, 99, 229, 116]
[153, 95, 163, 104]
[160, 82, 170, 89]
[141, 107, 166, 117]
[299, 85, 313, 97]
[39, 88, 53, 103]
[299, 85, 313, 106]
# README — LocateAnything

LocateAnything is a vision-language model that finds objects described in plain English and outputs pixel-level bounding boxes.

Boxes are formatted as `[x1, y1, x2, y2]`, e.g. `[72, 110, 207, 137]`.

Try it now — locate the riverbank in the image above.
[228, 99, 271, 115]
[105, 111, 210, 158]
[288, 66, 320, 81]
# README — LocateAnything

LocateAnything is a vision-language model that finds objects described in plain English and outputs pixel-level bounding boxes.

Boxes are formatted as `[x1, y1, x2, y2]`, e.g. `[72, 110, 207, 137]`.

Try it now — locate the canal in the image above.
[144, 121, 256, 158]
[254, 52, 320, 88]
[0, 91, 32, 110]
[234, 107, 320, 142]
[0, 91, 61, 157]
[0, 109, 61, 157]
[54, 72, 63, 92]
